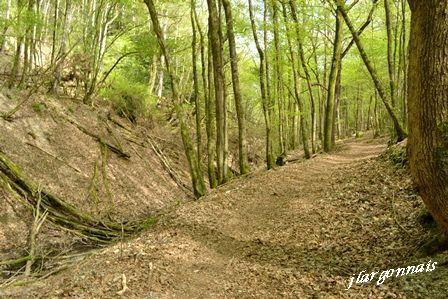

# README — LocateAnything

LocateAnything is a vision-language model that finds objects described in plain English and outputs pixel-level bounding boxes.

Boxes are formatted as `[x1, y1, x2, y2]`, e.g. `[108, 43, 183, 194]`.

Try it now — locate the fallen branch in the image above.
[48, 106, 130, 159]
[146, 134, 192, 194]
[0, 256, 32, 267]
[116, 273, 129, 295]
[25, 188, 48, 276]
[0, 150, 151, 243]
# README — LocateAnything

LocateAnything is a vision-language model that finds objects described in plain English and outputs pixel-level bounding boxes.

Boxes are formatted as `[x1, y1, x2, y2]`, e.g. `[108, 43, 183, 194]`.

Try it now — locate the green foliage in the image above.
[382, 142, 408, 167]
[31, 102, 46, 114]
[101, 75, 154, 122]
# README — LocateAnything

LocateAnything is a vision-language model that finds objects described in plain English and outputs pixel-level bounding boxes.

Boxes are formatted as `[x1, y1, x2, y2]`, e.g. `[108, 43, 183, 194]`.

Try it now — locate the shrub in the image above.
[101, 75, 153, 123]
[382, 139, 408, 167]
[32, 102, 46, 113]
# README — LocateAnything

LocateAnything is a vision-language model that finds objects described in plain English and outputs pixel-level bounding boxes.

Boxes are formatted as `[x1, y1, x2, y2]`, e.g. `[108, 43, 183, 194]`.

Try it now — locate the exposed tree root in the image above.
[25, 190, 48, 276]
[0, 150, 156, 244]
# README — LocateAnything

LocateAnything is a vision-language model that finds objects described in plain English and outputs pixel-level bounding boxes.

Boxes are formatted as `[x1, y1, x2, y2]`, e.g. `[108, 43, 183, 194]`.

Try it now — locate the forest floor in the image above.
[2, 138, 448, 298]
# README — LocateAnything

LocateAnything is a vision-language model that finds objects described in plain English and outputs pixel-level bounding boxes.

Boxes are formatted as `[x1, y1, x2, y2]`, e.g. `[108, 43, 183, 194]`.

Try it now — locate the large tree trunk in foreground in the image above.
[407, 0, 448, 234]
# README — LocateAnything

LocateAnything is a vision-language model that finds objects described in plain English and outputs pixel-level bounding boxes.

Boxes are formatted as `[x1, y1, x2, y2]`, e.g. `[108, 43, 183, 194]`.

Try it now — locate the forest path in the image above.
[21, 138, 427, 298]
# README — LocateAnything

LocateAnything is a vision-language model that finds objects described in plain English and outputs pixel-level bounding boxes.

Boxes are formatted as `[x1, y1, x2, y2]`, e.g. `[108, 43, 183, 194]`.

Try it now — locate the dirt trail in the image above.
[5, 138, 445, 298]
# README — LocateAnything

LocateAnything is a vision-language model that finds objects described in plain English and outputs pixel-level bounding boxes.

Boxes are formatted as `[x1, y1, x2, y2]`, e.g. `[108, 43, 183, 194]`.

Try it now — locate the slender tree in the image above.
[272, 0, 286, 154]
[193, 6, 218, 188]
[335, 0, 407, 142]
[0, 0, 12, 52]
[384, 0, 397, 108]
[323, 7, 343, 152]
[281, 2, 311, 159]
[190, 0, 204, 179]
[143, 0, 206, 198]
[289, 0, 317, 153]
[207, 0, 227, 184]
[221, 0, 250, 175]
[248, 0, 275, 169]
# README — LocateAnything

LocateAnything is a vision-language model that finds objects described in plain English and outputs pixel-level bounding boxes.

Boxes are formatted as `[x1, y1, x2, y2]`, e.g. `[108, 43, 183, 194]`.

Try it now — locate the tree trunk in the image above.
[194, 9, 217, 188]
[332, 66, 342, 145]
[281, 2, 310, 159]
[373, 91, 380, 138]
[50, 0, 59, 65]
[324, 7, 343, 152]
[384, 0, 397, 108]
[190, 0, 204, 179]
[207, 0, 227, 184]
[272, 0, 285, 154]
[50, 0, 71, 94]
[206, 33, 218, 188]
[144, 0, 206, 198]
[407, 0, 448, 234]
[221, 0, 250, 175]
[367, 94, 373, 131]
[335, 0, 407, 142]
[0, 0, 12, 52]
[248, 0, 275, 169]
[399, 0, 408, 127]
[263, 0, 276, 167]
[355, 86, 360, 137]
[289, 0, 316, 154]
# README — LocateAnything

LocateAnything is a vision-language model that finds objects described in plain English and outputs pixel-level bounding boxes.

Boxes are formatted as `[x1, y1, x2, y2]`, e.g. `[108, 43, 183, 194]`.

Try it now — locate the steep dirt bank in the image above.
[4, 138, 447, 298]
[0, 89, 192, 260]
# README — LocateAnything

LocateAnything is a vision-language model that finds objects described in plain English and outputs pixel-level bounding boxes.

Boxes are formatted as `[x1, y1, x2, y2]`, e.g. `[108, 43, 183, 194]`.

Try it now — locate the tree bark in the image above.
[206, 32, 218, 188]
[0, 0, 12, 52]
[263, 0, 276, 168]
[324, 7, 343, 152]
[50, 0, 59, 65]
[407, 0, 448, 234]
[290, 0, 316, 154]
[194, 8, 217, 188]
[272, 0, 285, 154]
[221, 0, 250, 175]
[384, 0, 397, 108]
[144, 0, 206, 198]
[281, 2, 310, 159]
[335, 0, 407, 142]
[248, 0, 275, 169]
[50, 0, 71, 94]
[190, 0, 204, 179]
[207, 0, 227, 184]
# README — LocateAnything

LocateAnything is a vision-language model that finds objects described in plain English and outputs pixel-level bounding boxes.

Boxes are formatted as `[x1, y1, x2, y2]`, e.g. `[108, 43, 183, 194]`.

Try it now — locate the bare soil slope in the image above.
[0, 89, 191, 259]
[5, 138, 447, 298]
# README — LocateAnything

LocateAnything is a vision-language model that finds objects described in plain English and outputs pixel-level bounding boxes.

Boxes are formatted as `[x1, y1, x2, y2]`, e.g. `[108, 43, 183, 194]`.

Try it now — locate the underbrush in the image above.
[100, 75, 156, 123]
[381, 139, 408, 167]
